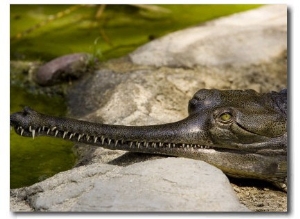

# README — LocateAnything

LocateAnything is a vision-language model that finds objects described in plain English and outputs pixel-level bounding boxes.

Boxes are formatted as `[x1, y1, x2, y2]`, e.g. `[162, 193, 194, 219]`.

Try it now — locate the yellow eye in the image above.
[219, 112, 232, 122]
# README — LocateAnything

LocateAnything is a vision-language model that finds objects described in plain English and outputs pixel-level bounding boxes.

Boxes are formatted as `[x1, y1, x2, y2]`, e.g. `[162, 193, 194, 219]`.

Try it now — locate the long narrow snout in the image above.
[10, 107, 212, 155]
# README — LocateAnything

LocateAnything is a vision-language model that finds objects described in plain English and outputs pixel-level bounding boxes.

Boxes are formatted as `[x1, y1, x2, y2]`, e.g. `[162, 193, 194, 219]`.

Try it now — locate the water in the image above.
[10, 86, 76, 189]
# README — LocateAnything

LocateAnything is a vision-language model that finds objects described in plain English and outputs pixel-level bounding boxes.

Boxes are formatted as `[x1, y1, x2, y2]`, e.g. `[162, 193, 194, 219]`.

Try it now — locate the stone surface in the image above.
[10, 158, 249, 212]
[129, 5, 286, 68]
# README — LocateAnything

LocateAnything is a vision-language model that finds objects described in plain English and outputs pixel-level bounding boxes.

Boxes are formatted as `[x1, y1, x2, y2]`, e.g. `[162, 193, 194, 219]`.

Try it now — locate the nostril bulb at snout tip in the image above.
[10, 113, 22, 127]
[10, 116, 15, 126]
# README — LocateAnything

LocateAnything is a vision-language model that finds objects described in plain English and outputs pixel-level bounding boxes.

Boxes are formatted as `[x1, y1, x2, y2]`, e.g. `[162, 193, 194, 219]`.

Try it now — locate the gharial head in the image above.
[184, 89, 287, 154]
[10, 88, 287, 190]
[10, 88, 287, 154]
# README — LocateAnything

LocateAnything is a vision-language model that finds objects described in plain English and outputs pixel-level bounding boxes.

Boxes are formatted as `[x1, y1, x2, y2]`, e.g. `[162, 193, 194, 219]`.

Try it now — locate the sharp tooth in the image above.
[115, 140, 118, 146]
[20, 128, 24, 136]
[108, 138, 111, 145]
[129, 142, 133, 148]
[63, 131, 68, 139]
[94, 137, 98, 143]
[152, 142, 156, 148]
[38, 127, 41, 133]
[78, 134, 82, 141]
[29, 126, 32, 132]
[32, 129, 35, 139]
[173, 143, 176, 148]
[86, 135, 90, 141]
[55, 130, 59, 137]
[137, 142, 140, 148]
[47, 128, 50, 135]
[144, 142, 148, 147]
[167, 143, 171, 148]
[69, 133, 74, 139]
[101, 136, 105, 144]
[42, 126, 45, 131]
[51, 127, 57, 131]
[182, 143, 185, 147]
[159, 142, 163, 147]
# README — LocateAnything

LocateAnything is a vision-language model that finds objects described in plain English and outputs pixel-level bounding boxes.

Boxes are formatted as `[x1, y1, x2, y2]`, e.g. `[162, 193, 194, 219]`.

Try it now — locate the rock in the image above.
[68, 60, 286, 129]
[35, 53, 96, 86]
[10, 158, 249, 212]
[67, 5, 286, 120]
[129, 5, 286, 69]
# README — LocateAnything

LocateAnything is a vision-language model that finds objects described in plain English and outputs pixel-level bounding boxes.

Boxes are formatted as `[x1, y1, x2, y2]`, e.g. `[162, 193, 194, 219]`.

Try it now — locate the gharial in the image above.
[10, 88, 287, 191]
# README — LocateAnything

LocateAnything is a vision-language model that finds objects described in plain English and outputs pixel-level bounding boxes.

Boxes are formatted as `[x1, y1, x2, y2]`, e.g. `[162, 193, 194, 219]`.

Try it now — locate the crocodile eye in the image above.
[219, 112, 232, 123]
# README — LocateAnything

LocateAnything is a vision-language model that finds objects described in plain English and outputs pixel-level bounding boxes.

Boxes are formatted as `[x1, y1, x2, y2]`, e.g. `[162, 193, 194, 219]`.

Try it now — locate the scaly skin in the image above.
[10, 89, 287, 191]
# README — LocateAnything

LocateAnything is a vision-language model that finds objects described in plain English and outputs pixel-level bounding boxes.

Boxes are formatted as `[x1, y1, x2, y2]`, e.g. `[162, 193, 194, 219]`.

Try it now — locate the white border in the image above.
[2, 1, 299, 218]
[6, 0, 298, 4]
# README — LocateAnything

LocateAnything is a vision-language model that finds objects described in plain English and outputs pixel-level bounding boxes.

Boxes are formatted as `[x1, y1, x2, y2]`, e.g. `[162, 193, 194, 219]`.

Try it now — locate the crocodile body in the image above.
[10, 88, 287, 191]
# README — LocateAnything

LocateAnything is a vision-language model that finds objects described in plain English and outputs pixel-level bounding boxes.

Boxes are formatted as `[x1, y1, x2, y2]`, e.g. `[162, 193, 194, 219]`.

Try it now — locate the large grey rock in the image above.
[11, 158, 249, 212]
[129, 5, 286, 68]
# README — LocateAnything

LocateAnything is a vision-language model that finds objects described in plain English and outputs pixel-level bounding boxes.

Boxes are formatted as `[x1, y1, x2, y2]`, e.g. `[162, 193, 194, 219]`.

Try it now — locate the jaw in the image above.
[12, 122, 287, 186]
[10, 107, 287, 190]
[10, 107, 215, 152]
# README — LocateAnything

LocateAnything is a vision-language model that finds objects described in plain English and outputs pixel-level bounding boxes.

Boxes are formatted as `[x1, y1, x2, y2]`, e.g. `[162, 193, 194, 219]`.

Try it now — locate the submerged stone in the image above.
[35, 53, 96, 86]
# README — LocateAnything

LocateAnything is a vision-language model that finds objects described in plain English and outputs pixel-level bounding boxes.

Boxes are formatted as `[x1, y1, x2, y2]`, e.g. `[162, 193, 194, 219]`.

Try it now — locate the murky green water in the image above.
[10, 86, 76, 189]
[10, 5, 261, 61]
[10, 5, 261, 189]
